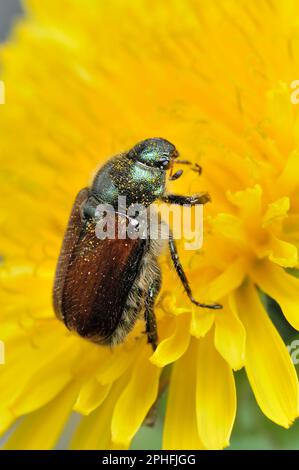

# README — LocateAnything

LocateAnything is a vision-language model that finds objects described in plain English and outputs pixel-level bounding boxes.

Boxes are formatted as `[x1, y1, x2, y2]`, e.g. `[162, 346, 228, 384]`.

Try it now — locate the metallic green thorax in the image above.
[91, 155, 165, 207]
[90, 138, 176, 208]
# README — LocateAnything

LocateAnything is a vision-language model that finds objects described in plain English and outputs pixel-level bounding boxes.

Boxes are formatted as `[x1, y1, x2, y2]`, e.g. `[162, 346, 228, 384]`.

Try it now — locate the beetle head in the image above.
[127, 137, 178, 170]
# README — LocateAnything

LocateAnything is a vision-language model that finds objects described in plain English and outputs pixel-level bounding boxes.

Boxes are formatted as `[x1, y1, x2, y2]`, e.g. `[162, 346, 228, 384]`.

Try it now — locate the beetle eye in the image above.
[159, 158, 170, 169]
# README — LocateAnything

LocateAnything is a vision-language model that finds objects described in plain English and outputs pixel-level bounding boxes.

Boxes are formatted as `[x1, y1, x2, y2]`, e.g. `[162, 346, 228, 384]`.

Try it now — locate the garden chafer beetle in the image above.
[53, 138, 222, 350]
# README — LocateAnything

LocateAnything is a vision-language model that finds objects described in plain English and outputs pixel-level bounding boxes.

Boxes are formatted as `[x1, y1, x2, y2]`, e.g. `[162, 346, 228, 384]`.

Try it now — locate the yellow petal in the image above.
[214, 300, 246, 370]
[0, 408, 14, 436]
[268, 235, 298, 267]
[262, 197, 290, 227]
[74, 378, 111, 415]
[71, 377, 128, 450]
[4, 383, 79, 449]
[0, 325, 79, 418]
[284, 213, 299, 239]
[196, 331, 236, 449]
[251, 260, 299, 330]
[191, 308, 214, 338]
[227, 184, 262, 221]
[276, 150, 299, 196]
[163, 339, 204, 450]
[205, 257, 246, 300]
[234, 281, 299, 427]
[150, 312, 190, 367]
[212, 213, 247, 246]
[111, 345, 160, 446]
[96, 346, 135, 385]
[267, 82, 294, 142]
[10, 340, 80, 415]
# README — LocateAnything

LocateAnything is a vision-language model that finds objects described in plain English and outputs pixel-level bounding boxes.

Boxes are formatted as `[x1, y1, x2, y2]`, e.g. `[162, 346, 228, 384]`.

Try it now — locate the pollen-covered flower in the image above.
[0, 0, 299, 450]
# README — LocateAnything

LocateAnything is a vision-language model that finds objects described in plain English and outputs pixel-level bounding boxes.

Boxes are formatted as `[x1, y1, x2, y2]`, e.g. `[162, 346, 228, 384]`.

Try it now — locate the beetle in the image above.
[53, 138, 222, 350]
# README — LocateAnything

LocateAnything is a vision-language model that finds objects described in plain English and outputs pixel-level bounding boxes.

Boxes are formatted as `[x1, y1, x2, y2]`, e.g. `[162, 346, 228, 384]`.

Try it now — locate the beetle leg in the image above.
[168, 232, 222, 310]
[169, 169, 184, 181]
[192, 163, 202, 174]
[161, 192, 211, 205]
[144, 273, 161, 351]
[174, 160, 202, 175]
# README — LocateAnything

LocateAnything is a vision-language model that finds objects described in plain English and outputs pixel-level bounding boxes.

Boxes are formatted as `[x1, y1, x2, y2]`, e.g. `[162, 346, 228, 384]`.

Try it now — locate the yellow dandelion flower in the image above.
[1, 0, 299, 450]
